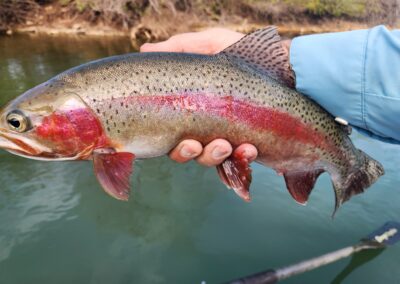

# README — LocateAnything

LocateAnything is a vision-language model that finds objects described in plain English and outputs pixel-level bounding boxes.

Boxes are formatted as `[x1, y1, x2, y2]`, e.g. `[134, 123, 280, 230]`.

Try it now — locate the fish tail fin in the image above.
[331, 149, 384, 216]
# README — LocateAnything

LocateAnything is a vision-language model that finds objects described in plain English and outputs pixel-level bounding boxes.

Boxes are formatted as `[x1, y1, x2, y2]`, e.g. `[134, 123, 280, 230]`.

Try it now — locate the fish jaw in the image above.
[0, 127, 96, 161]
[0, 128, 50, 156]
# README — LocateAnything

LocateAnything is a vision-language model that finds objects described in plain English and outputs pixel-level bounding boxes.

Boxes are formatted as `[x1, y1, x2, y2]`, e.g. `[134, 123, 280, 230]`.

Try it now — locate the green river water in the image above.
[0, 34, 398, 284]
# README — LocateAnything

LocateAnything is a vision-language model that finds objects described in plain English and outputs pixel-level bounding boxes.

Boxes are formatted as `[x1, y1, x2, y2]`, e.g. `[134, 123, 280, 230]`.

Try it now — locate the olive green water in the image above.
[0, 34, 398, 284]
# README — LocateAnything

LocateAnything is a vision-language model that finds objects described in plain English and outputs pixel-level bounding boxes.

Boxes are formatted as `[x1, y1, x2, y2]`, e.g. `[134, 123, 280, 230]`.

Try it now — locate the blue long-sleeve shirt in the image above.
[290, 25, 400, 143]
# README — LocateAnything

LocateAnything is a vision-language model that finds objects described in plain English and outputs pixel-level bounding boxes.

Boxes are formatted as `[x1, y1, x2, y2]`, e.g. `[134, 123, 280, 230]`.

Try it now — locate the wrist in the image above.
[281, 39, 295, 87]
[281, 39, 291, 56]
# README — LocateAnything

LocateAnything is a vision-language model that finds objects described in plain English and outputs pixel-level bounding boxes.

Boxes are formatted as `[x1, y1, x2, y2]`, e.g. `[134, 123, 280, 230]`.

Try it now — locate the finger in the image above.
[140, 39, 182, 53]
[169, 139, 203, 163]
[196, 139, 233, 167]
[233, 143, 258, 163]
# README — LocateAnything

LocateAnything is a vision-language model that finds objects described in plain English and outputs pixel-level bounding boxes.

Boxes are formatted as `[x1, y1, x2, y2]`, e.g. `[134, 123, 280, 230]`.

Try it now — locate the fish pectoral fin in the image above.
[283, 169, 324, 205]
[219, 26, 295, 88]
[93, 149, 135, 201]
[216, 152, 252, 202]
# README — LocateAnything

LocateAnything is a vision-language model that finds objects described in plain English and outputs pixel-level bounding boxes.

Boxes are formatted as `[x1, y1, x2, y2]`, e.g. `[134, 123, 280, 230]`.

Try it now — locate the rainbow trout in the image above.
[0, 27, 384, 213]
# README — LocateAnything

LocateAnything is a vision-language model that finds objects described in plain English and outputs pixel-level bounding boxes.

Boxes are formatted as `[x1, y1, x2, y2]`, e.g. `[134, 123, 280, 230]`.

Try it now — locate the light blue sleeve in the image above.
[290, 25, 400, 144]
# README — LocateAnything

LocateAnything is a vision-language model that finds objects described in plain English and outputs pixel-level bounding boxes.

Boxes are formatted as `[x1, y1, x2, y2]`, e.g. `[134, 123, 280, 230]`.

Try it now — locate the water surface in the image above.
[0, 34, 399, 284]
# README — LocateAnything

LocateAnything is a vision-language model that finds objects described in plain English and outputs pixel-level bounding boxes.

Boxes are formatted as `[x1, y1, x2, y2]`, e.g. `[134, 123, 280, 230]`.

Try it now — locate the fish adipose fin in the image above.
[220, 26, 295, 88]
[331, 150, 384, 215]
[217, 151, 252, 201]
[93, 149, 135, 201]
[284, 169, 324, 205]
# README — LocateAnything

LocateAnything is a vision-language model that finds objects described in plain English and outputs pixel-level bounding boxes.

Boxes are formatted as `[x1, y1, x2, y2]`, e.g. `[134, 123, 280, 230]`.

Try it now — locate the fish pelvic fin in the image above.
[93, 149, 135, 201]
[219, 26, 295, 88]
[331, 150, 384, 216]
[283, 169, 324, 205]
[216, 151, 252, 202]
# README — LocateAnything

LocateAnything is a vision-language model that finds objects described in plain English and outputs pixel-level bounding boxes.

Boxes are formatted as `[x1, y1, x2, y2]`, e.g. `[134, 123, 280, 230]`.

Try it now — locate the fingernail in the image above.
[241, 149, 249, 158]
[212, 146, 229, 159]
[180, 146, 197, 158]
[241, 148, 257, 161]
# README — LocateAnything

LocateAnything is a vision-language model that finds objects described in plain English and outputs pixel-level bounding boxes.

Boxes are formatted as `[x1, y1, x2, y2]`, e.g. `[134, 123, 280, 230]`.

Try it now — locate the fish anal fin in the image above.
[284, 169, 324, 205]
[220, 26, 295, 88]
[216, 151, 252, 202]
[93, 149, 135, 201]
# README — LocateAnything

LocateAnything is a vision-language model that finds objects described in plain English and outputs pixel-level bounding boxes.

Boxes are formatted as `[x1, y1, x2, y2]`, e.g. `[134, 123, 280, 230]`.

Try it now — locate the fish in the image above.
[0, 27, 384, 214]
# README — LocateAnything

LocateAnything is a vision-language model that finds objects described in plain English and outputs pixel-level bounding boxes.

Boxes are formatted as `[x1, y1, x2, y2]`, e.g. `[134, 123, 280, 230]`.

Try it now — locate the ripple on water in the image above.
[0, 157, 81, 262]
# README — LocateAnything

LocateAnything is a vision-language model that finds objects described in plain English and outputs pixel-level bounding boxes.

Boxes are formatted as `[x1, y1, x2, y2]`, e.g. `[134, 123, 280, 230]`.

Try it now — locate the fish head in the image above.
[0, 81, 108, 161]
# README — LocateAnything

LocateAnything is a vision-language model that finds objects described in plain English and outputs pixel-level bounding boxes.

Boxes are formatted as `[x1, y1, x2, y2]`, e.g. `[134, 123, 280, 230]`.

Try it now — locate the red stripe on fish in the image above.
[130, 94, 330, 148]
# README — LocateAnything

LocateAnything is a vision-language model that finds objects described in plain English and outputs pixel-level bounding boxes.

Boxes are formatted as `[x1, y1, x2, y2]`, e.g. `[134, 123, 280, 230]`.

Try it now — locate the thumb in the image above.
[140, 40, 182, 53]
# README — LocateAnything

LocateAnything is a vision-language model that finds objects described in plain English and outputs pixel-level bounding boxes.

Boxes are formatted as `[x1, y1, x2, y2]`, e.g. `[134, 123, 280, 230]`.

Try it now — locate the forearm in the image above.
[289, 25, 400, 143]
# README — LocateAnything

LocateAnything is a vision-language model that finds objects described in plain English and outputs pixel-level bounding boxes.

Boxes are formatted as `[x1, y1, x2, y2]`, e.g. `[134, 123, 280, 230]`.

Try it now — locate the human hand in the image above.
[140, 28, 259, 166]
[140, 28, 244, 54]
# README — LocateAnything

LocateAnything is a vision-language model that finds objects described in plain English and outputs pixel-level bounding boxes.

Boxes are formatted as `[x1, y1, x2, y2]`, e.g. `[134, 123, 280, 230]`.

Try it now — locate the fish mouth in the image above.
[0, 128, 51, 158]
[0, 128, 95, 161]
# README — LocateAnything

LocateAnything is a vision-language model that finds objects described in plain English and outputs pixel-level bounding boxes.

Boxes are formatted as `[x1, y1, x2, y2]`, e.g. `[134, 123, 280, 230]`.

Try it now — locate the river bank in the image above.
[1, 0, 398, 47]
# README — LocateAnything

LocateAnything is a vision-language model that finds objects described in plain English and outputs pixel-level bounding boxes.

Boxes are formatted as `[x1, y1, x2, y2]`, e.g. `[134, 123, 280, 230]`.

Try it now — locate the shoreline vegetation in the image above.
[1, 0, 399, 47]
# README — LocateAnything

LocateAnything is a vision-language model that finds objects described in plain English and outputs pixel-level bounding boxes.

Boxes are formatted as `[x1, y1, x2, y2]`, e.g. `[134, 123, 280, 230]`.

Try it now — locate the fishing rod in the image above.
[227, 221, 400, 284]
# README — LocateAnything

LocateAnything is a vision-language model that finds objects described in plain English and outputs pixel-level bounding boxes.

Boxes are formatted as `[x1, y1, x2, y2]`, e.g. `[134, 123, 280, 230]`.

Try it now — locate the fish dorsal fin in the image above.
[216, 151, 252, 202]
[283, 169, 324, 205]
[220, 26, 295, 88]
[93, 149, 135, 201]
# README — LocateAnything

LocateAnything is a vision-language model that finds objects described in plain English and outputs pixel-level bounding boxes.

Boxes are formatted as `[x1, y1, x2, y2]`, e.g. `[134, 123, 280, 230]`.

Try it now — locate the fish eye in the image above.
[6, 111, 30, 132]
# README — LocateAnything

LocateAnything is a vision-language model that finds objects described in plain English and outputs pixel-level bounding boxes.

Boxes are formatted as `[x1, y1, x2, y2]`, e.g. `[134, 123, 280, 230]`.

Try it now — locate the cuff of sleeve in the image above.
[290, 29, 370, 130]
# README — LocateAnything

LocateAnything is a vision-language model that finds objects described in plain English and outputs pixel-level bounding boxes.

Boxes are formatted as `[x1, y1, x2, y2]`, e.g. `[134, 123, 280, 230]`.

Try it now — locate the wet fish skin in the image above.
[0, 27, 384, 212]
